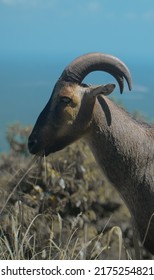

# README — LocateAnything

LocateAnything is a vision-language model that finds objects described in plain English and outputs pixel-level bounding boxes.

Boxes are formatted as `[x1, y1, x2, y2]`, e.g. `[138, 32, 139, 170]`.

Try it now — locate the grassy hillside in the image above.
[0, 124, 151, 259]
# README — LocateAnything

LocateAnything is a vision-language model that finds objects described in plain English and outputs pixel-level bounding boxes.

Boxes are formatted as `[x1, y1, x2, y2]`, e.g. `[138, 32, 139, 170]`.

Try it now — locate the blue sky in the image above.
[0, 0, 154, 59]
[0, 0, 154, 151]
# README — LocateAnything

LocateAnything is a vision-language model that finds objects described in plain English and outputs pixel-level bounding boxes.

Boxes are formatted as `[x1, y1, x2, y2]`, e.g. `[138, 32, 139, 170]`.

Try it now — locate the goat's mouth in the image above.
[28, 140, 66, 157]
[28, 142, 49, 157]
[28, 134, 73, 156]
[34, 146, 64, 157]
[44, 142, 67, 156]
[28, 145, 50, 157]
[28, 137, 45, 156]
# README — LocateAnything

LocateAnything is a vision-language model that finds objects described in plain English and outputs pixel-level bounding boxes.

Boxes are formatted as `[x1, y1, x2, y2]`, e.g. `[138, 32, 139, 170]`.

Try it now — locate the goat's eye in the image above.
[60, 96, 72, 104]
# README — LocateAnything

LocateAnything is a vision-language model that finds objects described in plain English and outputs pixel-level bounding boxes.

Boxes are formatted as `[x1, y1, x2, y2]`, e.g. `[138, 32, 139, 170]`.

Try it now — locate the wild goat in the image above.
[28, 52, 154, 254]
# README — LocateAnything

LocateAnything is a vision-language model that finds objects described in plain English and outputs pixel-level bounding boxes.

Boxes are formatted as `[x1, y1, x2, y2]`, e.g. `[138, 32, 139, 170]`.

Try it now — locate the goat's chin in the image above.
[44, 143, 67, 156]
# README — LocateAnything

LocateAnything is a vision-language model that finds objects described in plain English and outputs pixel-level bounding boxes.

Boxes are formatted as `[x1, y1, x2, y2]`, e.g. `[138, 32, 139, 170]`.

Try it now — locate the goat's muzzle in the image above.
[28, 136, 41, 155]
[28, 135, 52, 156]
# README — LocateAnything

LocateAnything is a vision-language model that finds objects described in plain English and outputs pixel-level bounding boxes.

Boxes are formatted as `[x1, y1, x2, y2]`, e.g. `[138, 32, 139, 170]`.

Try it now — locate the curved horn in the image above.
[60, 52, 132, 93]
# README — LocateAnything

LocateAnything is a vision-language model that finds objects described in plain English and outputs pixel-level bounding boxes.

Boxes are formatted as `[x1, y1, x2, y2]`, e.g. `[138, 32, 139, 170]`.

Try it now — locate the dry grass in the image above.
[0, 124, 151, 260]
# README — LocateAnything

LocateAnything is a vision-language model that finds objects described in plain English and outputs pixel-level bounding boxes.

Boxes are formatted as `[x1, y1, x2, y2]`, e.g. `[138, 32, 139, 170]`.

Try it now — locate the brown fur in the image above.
[28, 61, 154, 254]
[86, 96, 154, 254]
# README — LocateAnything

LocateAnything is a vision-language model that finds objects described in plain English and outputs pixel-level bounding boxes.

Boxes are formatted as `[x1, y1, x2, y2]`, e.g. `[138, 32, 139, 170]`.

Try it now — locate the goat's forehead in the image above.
[52, 82, 82, 100]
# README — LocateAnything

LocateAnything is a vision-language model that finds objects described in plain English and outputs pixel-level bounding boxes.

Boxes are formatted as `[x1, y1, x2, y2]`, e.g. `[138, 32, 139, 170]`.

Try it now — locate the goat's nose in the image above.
[28, 137, 38, 154]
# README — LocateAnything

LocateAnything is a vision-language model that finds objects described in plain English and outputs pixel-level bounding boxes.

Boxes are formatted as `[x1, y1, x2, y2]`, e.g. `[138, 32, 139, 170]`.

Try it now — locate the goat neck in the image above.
[85, 96, 154, 254]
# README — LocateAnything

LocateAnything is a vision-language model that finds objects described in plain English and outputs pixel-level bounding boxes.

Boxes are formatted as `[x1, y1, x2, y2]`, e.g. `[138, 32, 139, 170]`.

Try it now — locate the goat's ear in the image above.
[89, 83, 116, 97]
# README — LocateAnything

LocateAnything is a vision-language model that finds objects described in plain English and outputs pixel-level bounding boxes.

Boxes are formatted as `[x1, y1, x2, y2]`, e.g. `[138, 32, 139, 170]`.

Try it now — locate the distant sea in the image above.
[0, 53, 154, 152]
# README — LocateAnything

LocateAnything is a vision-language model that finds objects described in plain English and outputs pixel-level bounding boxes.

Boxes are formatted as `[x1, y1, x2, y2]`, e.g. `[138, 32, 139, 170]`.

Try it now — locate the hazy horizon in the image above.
[0, 0, 154, 151]
[0, 53, 154, 152]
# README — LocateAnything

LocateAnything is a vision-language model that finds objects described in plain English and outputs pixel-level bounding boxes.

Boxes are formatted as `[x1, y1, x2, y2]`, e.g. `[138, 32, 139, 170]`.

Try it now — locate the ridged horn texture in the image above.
[60, 52, 132, 93]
